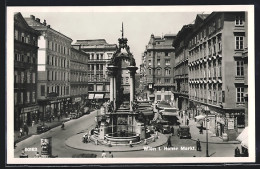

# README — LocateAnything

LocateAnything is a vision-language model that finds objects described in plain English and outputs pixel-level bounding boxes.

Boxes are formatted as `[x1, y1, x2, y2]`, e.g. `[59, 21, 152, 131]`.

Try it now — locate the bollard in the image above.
[108, 141, 112, 147]
[129, 141, 133, 147]
[152, 137, 156, 142]
[95, 139, 98, 145]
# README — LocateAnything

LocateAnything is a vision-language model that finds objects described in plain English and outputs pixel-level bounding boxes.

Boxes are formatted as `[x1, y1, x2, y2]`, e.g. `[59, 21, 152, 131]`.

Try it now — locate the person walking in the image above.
[19, 127, 23, 137]
[235, 147, 240, 157]
[196, 139, 201, 151]
[101, 150, 106, 158]
[23, 123, 29, 136]
[171, 126, 174, 136]
[34, 152, 41, 158]
[167, 136, 172, 148]
[108, 151, 113, 158]
[187, 119, 189, 126]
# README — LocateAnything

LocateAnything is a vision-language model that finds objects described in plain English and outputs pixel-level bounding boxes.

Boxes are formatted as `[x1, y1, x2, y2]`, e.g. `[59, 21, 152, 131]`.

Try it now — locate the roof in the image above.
[74, 39, 109, 46]
[164, 34, 177, 37]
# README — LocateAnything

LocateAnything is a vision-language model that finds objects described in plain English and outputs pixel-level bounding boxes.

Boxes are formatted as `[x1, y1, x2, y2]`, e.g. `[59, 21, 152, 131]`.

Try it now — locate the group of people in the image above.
[82, 133, 91, 143]
[101, 150, 113, 158]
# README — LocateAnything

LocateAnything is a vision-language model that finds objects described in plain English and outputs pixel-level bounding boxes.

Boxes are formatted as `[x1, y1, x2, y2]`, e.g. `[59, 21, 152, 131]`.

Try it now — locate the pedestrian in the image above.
[34, 152, 41, 158]
[101, 150, 106, 158]
[235, 147, 240, 157]
[171, 126, 174, 136]
[19, 127, 23, 137]
[196, 139, 201, 151]
[23, 123, 29, 136]
[167, 136, 172, 147]
[187, 119, 189, 126]
[108, 151, 113, 158]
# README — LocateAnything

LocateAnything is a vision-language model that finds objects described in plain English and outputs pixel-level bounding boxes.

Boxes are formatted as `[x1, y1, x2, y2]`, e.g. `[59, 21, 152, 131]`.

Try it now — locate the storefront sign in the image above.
[228, 118, 235, 129]
[22, 106, 39, 113]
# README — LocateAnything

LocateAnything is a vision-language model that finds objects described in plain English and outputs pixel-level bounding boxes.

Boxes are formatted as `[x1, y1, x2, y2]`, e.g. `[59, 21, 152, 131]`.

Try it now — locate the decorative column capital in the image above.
[127, 66, 138, 77]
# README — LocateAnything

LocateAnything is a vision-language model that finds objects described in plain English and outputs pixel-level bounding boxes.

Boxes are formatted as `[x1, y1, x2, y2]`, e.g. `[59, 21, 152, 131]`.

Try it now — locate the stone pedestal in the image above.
[99, 122, 108, 140]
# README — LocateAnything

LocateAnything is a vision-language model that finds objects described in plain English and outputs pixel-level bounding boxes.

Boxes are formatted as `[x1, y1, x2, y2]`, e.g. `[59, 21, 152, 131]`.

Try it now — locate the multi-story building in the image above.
[25, 15, 73, 120]
[14, 13, 40, 130]
[139, 53, 147, 100]
[70, 47, 89, 112]
[188, 12, 248, 140]
[173, 24, 193, 111]
[143, 34, 176, 102]
[72, 40, 117, 103]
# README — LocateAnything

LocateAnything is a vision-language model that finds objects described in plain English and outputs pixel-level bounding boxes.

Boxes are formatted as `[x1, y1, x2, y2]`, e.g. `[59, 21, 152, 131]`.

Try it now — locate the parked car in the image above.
[177, 125, 191, 139]
[37, 124, 50, 134]
[69, 113, 78, 119]
[162, 125, 171, 134]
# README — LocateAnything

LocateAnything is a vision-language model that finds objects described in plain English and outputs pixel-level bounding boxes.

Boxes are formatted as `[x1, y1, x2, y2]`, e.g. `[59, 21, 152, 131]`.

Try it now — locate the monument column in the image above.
[107, 65, 118, 110]
[127, 66, 138, 111]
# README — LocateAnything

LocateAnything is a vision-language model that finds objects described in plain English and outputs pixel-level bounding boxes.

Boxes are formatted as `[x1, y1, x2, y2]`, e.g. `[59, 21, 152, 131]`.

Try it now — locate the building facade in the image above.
[70, 47, 89, 113]
[143, 34, 176, 103]
[173, 24, 193, 111]
[139, 53, 148, 100]
[72, 40, 117, 104]
[14, 13, 40, 130]
[25, 15, 73, 121]
[188, 12, 248, 140]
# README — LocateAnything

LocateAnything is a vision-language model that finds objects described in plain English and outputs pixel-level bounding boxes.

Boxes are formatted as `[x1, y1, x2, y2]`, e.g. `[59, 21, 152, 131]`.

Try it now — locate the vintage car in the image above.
[69, 113, 79, 119]
[37, 124, 50, 134]
[177, 125, 191, 139]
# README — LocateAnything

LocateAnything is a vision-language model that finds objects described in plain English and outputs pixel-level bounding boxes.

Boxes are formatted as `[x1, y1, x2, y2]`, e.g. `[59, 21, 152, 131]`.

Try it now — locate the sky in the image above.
[21, 11, 209, 71]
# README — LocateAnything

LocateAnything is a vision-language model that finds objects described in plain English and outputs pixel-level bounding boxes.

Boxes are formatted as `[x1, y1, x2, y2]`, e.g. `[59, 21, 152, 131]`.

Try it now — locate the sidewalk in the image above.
[178, 115, 240, 144]
[14, 116, 70, 144]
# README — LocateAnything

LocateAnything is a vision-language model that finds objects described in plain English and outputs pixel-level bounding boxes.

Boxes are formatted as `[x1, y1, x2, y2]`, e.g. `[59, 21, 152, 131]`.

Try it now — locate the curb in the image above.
[190, 138, 240, 144]
[65, 134, 168, 152]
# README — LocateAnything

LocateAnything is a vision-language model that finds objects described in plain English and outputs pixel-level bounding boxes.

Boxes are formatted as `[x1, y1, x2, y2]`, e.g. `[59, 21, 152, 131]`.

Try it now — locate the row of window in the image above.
[14, 71, 36, 84]
[71, 72, 88, 82]
[71, 52, 88, 63]
[14, 91, 36, 105]
[47, 40, 70, 56]
[47, 70, 69, 81]
[156, 95, 171, 101]
[14, 53, 36, 64]
[87, 74, 106, 82]
[47, 55, 69, 68]
[148, 59, 170, 66]
[147, 52, 169, 57]
[71, 62, 88, 71]
[88, 84, 110, 92]
[154, 87, 173, 92]
[71, 86, 88, 95]
[88, 53, 104, 60]
[88, 64, 104, 71]
[189, 86, 245, 103]
[156, 78, 172, 84]
[147, 68, 171, 76]
[189, 59, 222, 79]
[40, 85, 70, 97]
[189, 35, 222, 62]
[14, 29, 37, 46]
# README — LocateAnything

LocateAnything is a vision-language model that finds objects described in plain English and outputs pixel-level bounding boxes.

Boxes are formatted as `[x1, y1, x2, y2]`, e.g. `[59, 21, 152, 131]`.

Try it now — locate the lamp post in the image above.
[205, 106, 210, 157]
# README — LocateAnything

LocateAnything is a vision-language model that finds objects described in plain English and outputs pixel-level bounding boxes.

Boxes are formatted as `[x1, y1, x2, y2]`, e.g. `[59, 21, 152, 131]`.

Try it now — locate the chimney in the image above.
[43, 19, 46, 26]
[30, 15, 35, 20]
[47, 25, 51, 28]
[36, 18, 40, 22]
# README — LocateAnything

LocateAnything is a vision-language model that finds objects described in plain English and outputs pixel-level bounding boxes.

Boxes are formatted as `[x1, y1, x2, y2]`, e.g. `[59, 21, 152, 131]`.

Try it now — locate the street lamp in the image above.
[204, 105, 210, 157]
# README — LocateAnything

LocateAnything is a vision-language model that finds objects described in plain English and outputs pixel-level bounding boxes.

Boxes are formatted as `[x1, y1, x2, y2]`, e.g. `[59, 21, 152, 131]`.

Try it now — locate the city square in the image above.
[7, 6, 252, 162]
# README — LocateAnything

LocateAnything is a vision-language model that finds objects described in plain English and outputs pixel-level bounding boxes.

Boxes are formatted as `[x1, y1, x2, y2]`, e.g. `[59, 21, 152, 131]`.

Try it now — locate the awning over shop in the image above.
[237, 127, 248, 148]
[88, 94, 95, 99]
[162, 111, 178, 116]
[142, 110, 154, 116]
[195, 115, 206, 120]
[94, 94, 104, 99]
[104, 94, 110, 99]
